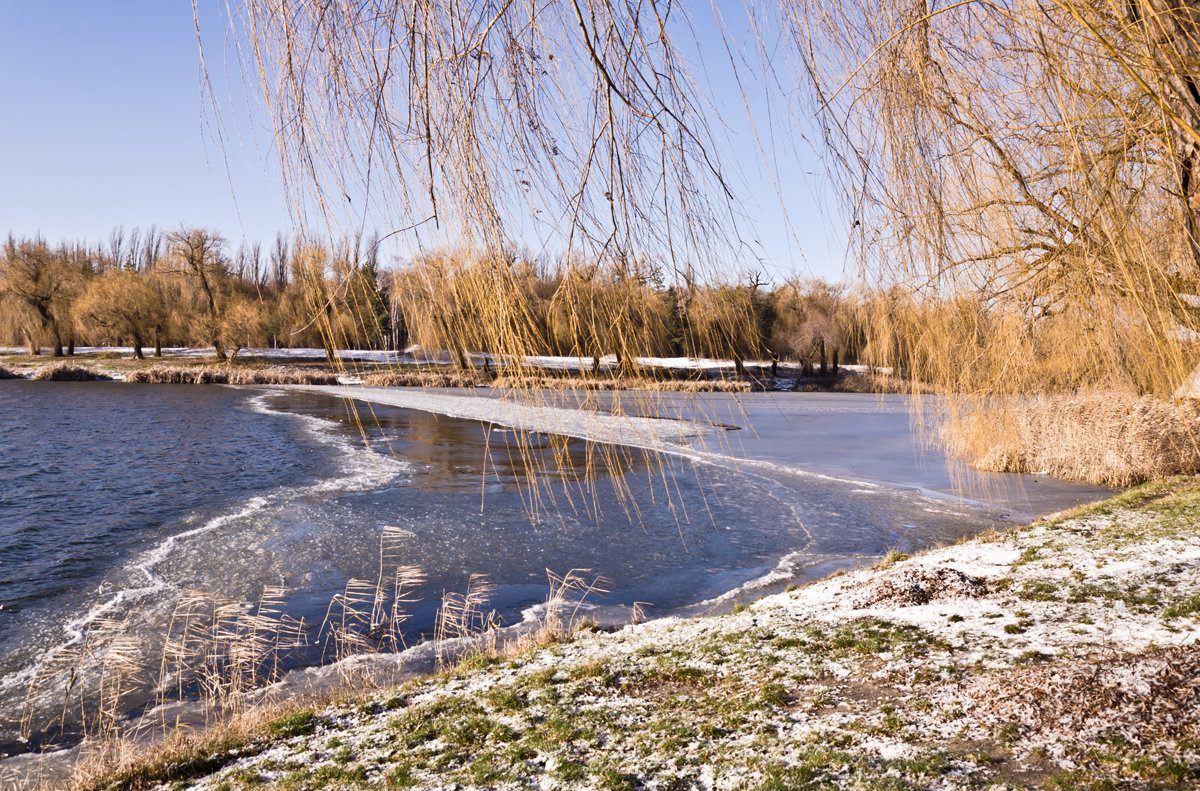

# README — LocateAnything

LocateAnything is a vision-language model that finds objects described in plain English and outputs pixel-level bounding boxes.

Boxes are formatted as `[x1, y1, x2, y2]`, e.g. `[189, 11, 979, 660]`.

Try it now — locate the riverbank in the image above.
[0, 347, 888, 393]
[49, 475, 1200, 790]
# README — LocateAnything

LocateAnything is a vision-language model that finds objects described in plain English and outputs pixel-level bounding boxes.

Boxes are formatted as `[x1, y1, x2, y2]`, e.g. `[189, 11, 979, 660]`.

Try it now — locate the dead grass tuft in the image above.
[851, 566, 989, 608]
[944, 392, 1200, 487]
[30, 364, 110, 382]
[224, 368, 339, 386]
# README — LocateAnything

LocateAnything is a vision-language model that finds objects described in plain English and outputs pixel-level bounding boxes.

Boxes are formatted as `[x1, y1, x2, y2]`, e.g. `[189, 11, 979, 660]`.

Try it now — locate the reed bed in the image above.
[16, 530, 608, 791]
[225, 368, 338, 386]
[943, 392, 1200, 487]
[360, 368, 753, 392]
[494, 375, 752, 393]
[30, 364, 110, 382]
[360, 369, 492, 388]
[123, 366, 337, 386]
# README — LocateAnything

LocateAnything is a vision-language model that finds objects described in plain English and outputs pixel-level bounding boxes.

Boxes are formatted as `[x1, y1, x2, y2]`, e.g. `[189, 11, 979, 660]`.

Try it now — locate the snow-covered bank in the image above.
[57, 477, 1200, 791]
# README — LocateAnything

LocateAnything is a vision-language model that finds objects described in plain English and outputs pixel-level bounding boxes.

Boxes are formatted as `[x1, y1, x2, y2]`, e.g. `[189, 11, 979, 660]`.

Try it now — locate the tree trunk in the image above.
[618, 349, 635, 377]
[53, 339, 64, 357]
[154, 328, 163, 357]
[734, 357, 746, 377]
[67, 336, 75, 356]
[26, 330, 38, 356]
[214, 337, 228, 362]
[132, 334, 145, 360]
[819, 340, 827, 377]
[832, 348, 839, 375]
[1178, 143, 1200, 276]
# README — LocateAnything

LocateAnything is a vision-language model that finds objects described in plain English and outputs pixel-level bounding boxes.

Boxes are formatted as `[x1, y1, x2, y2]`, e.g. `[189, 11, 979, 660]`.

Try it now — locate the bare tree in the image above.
[142, 225, 162, 272]
[270, 233, 289, 295]
[167, 228, 229, 361]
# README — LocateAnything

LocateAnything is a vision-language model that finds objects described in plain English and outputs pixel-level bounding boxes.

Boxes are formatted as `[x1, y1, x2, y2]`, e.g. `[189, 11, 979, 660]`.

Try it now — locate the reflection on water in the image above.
[270, 392, 656, 520]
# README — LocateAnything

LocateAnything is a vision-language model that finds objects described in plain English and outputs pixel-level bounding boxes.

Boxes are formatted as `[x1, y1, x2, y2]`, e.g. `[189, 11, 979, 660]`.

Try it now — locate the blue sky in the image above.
[0, 2, 849, 281]
[0, 2, 289, 248]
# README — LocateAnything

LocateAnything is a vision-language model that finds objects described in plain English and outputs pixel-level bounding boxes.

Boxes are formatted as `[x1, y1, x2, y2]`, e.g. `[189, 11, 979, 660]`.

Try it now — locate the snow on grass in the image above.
[128, 478, 1200, 791]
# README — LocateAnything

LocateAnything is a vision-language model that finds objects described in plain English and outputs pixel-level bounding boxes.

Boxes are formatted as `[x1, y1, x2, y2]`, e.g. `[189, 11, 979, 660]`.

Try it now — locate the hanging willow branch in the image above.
[778, 0, 1200, 398]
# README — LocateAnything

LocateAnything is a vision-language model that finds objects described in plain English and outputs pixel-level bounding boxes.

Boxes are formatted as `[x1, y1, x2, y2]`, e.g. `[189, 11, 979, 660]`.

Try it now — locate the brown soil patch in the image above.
[961, 642, 1200, 745]
[850, 566, 989, 608]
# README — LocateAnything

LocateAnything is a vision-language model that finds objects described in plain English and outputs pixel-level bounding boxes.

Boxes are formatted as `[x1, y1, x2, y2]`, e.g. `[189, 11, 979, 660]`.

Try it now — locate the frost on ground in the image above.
[100, 477, 1200, 791]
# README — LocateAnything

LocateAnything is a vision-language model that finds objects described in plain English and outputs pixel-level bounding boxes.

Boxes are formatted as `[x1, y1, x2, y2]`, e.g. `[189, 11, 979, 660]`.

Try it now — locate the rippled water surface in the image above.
[0, 381, 1109, 756]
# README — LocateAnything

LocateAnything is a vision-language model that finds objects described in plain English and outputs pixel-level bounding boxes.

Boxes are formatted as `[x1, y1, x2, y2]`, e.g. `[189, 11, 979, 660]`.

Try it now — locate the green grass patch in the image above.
[1164, 593, 1200, 619]
[268, 709, 318, 739]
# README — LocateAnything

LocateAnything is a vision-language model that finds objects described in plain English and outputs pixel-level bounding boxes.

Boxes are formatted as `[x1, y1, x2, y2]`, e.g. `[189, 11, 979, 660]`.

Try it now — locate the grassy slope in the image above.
[78, 478, 1200, 791]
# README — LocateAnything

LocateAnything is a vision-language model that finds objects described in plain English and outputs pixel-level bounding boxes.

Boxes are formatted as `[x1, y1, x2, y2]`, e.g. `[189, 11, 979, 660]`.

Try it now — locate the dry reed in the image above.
[30, 364, 110, 382]
[123, 366, 338, 386]
[0, 365, 20, 379]
[360, 369, 491, 388]
[18, 538, 614, 790]
[943, 391, 1200, 487]
[494, 375, 752, 393]
[359, 366, 753, 392]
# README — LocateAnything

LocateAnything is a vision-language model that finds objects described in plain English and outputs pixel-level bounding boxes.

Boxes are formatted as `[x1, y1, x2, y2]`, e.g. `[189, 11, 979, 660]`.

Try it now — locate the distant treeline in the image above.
[0, 228, 880, 373]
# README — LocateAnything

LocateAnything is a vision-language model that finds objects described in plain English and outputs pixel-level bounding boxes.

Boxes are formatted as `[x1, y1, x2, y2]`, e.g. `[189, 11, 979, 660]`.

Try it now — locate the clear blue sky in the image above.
[0, 2, 850, 282]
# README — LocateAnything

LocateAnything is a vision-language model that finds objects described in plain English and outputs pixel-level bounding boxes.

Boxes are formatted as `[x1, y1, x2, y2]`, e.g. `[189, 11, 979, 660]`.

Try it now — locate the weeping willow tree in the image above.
[782, 0, 1200, 393]
[202, 1, 1200, 483]
[200, 0, 772, 525]
[776, 0, 1200, 483]
[202, 0, 758, 374]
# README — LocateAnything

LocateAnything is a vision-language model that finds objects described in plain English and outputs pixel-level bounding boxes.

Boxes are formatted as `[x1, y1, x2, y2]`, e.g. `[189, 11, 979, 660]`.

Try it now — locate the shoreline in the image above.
[0, 381, 1117, 788]
[0, 348, 886, 395]
[26, 475, 1200, 790]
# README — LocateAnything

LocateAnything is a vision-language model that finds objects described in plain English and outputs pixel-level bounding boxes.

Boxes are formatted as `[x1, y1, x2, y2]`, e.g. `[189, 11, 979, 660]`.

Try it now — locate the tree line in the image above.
[0, 228, 390, 361]
[0, 228, 872, 373]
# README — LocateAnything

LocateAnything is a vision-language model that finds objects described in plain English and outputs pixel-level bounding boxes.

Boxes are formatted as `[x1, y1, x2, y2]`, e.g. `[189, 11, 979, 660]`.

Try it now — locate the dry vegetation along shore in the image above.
[6, 350, 1200, 488]
[29, 476, 1199, 791]
[0, 352, 873, 394]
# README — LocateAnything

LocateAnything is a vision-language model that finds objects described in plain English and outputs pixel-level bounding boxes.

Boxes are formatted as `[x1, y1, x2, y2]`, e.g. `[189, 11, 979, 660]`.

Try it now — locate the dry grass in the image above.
[30, 364, 110, 382]
[0, 365, 20, 379]
[963, 642, 1200, 746]
[16, 548, 610, 790]
[61, 697, 323, 791]
[943, 391, 1200, 487]
[494, 374, 751, 393]
[123, 366, 338, 386]
[225, 368, 338, 386]
[360, 368, 752, 392]
[360, 368, 492, 388]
